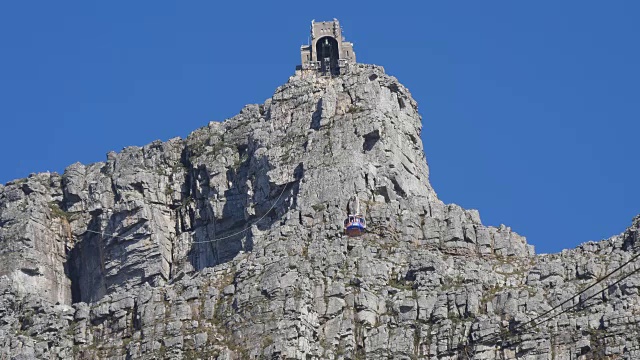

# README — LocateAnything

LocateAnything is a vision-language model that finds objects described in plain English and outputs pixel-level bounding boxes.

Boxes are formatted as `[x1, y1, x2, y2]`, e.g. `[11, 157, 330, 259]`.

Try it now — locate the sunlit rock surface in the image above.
[0, 64, 638, 359]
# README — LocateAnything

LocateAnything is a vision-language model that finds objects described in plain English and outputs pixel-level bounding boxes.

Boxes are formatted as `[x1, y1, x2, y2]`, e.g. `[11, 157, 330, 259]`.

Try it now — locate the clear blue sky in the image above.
[1, 1, 639, 254]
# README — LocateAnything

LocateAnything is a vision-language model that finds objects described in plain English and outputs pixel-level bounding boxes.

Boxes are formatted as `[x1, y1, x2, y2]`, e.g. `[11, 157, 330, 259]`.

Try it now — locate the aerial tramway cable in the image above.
[191, 183, 290, 244]
[464, 263, 640, 358]
[82, 182, 290, 245]
[465, 243, 640, 352]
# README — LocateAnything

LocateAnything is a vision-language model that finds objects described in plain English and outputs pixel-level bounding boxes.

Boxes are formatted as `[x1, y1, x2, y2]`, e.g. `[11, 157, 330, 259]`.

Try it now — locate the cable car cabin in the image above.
[344, 215, 366, 237]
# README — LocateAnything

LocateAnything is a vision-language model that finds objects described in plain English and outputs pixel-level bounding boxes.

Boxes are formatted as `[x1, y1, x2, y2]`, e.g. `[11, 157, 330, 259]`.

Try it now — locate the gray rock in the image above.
[0, 63, 639, 360]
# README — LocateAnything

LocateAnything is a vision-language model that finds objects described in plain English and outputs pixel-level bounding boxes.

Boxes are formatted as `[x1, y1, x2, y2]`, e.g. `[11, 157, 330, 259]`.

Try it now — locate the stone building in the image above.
[299, 19, 356, 75]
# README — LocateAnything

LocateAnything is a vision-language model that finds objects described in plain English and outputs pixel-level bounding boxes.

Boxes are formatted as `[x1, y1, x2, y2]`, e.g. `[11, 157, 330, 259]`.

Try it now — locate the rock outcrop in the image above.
[0, 64, 638, 359]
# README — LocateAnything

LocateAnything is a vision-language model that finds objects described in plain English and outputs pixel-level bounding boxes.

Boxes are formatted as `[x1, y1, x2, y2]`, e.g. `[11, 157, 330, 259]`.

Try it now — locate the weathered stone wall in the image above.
[0, 173, 72, 305]
[0, 64, 638, 359]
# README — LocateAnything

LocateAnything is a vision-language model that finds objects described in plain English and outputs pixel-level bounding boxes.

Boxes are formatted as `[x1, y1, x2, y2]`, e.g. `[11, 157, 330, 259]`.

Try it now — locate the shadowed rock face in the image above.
[0, 64, 638, 359]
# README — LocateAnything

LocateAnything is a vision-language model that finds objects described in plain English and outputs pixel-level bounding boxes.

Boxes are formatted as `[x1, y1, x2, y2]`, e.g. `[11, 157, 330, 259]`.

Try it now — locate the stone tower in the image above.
[299, 19, 356, 75]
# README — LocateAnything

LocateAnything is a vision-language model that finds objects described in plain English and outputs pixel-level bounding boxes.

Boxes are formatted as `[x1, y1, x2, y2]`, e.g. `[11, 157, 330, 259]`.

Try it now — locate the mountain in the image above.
[0, 63, 639, 359]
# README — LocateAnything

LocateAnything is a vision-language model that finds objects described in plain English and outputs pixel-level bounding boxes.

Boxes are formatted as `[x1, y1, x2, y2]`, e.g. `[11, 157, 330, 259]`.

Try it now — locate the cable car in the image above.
[344, 195, 366, 237]
[344, 214, 366, 237]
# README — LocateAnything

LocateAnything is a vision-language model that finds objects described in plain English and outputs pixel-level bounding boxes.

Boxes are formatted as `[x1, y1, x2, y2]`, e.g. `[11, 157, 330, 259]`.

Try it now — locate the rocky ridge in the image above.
[0, 64, 638, 359]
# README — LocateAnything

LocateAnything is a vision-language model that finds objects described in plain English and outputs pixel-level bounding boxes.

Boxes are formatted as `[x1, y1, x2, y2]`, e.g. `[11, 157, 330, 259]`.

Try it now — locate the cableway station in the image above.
[298, 19, 356, 76]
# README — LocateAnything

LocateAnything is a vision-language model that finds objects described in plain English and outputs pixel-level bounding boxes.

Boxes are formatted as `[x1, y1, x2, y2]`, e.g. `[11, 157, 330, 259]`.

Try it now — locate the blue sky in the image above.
[1, 1, 638, 254]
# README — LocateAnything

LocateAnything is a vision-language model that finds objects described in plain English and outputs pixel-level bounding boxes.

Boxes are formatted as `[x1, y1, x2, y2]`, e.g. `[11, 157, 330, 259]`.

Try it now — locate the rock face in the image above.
[0, 64, 638, 359]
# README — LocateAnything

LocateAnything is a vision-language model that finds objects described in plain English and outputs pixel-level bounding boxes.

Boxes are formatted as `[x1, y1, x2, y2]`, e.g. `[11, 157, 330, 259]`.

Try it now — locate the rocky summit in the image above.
[0, 63, 639, 360]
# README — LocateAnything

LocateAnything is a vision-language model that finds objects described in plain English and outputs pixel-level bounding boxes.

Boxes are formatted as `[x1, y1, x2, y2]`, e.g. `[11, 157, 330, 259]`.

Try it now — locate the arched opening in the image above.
[316, 36, 339, 75]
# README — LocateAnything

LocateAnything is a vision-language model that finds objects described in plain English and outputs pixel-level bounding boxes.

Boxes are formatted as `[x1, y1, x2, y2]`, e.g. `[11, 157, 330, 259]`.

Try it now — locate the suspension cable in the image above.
[191, 183, 290, 244]
[80, 182, 290, 245]
[470, 244, 640, 347]
[471, 263, 640, 354]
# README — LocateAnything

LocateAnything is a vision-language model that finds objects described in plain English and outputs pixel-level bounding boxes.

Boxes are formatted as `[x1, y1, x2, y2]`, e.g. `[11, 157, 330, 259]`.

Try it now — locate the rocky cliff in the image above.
[0, 64, 638, 359]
